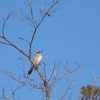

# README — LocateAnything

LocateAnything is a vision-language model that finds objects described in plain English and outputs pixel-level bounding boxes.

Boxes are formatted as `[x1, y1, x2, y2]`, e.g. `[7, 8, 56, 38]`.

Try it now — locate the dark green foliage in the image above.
[80, 85, 100, 100]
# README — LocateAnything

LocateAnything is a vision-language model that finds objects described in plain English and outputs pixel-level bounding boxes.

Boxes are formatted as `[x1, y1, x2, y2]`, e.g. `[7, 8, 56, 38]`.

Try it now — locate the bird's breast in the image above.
[34, 55, 42, 66]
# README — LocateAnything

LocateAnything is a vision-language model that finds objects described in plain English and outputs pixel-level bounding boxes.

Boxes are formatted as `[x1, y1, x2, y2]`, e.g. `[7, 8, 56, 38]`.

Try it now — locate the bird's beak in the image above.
[41, 50, 43, 52]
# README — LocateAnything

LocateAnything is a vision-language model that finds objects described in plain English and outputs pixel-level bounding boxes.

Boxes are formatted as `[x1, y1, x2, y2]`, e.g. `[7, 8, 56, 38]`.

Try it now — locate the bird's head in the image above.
[36, 50, 43, 54]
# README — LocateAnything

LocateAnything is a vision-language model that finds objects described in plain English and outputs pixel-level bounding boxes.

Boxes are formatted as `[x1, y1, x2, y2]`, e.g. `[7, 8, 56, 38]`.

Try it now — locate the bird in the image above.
[28, 50, 43, 75]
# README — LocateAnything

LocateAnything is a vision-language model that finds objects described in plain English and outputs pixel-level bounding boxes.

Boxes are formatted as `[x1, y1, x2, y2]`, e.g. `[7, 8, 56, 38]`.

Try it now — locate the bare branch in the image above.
[0, 11, 30, 61]
[49, 62, 84, 93]
[0, 40, 10, 46]
[1, 85, 12, 100]
[68, 90, 73, 100]
[43, 62, 47, 80]
[25, 0, 37, 26]
[1, 11, 19, 37]
[20, 10, 35, 28]
[2, 36, 29, 59]
[48, 61, 61, 83]
[60, 72, 78, 100]
[37, 69, 46, 82]
[8, 81, 15, 100]
[58, 62, 84, 81]
[18, 37, 30, 44]
[92, 67, 97, 84]
[29, 0, 61, 58]
[0, 70, 44, 90]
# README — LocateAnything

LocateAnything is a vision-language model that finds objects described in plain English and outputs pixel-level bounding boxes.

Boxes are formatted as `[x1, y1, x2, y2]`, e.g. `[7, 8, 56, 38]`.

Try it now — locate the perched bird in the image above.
[28, 50, 43, 75]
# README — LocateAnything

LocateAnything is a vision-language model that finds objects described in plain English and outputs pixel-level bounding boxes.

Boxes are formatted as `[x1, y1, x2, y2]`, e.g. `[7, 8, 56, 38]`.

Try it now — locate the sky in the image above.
[0, 0, 100, 100]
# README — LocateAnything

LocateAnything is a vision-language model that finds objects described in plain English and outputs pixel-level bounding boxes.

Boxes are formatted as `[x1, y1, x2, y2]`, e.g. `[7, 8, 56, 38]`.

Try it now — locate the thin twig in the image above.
[48, 61, 61, 83]
[1, 11, 19, 37]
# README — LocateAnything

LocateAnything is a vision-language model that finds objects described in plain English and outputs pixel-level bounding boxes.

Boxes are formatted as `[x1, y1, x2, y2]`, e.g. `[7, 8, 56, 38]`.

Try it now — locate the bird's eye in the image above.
[37, 51, 40, 53]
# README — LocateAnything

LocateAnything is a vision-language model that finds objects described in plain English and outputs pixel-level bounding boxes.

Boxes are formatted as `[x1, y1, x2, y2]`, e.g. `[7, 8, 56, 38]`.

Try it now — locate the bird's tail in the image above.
[28, 67, 33, 75]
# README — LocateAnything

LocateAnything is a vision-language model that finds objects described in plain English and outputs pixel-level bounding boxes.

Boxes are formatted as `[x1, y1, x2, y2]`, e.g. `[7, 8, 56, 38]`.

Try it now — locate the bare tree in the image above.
[0, 0, 84, 100]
